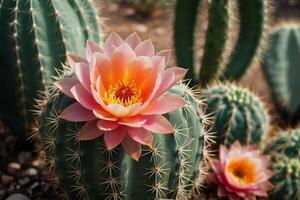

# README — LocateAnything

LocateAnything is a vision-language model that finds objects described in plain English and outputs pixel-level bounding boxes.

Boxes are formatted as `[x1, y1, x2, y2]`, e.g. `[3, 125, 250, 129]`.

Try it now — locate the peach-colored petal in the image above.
[74, 62, 91, 91]
[143, 115, 173, 134]
[97, 120, 119, 131]
[86, 40, 102, 62]
[70, 84, 98, 110]
[151, 56, 165, 73]
[104, 128, 126, 149]
[60, 102, 96, 122]
[104, 32, 123, 57]
[106, 104, 130, 118]
[122, 135, 142, 161]
[170, 67, 188, 83]
[119, 115, 147, 127]
[141, 94, 186, 115]
[127, 127, 153, 147]
[54, 78, 79, 98]
[93, 108, 118, 121]
[124, 32, 141, 49]
[134, 39, 155, 57]
[154, 69, 176, 98]
[90, 53, 112, 89]
[67, 52, 87, 70]
[156, 49, 171, 65]
[78, 120, 104, 140]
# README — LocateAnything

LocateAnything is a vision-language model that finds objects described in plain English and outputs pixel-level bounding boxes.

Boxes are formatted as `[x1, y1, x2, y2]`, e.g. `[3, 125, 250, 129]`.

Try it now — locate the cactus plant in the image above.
[264, 128, 300, 200]
[0, 0, 101, 135]
[262, 23, 300, 124]
[174, 0, 269, 85]
[38, 82, 209, 200]
[202, 83, 269, 146]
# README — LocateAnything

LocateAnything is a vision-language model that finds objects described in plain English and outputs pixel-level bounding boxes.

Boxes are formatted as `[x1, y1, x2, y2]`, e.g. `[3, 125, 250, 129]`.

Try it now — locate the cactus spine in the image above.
[263, 23, 300, 124]
[264, 129, 300, 200]
[202, 83, 269, 146]
[38, 80, 210, 200]
[0, 0, 101, 135]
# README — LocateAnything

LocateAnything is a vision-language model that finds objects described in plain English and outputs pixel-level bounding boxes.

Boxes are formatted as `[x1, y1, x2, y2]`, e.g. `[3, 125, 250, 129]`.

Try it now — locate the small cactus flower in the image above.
[55, 32, 187, 160]
[209, 141, 273, 200]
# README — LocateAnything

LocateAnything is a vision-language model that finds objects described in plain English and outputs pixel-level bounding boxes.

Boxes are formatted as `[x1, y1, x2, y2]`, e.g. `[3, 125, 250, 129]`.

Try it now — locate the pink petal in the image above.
[219, 145, 228, 168]
[119, 115, 147, 127]
[124, 32, 141, 49]
[141, 94, 186, 115]
[74, 62, 91, 92]
[97, 120, 119, 131]
[169, 67, 188, 83]
[151, 56, 165, 73]
[104, 127, 126, 149]
[143, 115, 173, 134]
[127, 127, 153, 147]
[134, 39, 155, 57]
[104, 32, 123, 57]
[154, 69, 176, 98]
[67, 52, 88, 70]
[71, 84, 98, 110]
[93, 108, 118, 121]
[86, 40, 102, 62]
[156, 49, 171, 65]
[78, 120, 104, 140]
[106, 104, 130, 118]
[122, 135, 142, 161]
[209, 158, 222, 174]
[54, 78, 79, 98]
[90, 53, 112, 87]
[60, 102, 96, 122]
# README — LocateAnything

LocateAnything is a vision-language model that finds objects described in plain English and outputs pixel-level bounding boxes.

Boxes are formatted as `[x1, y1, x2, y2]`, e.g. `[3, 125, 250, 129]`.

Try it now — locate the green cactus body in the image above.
[39, 83, 208, 200]
[224, 0, 267, 80]
[263, 24, 300, 124]
[0, 0, 100, 134]
[264, 129, 300, 200]
[202, 83, 269, 146]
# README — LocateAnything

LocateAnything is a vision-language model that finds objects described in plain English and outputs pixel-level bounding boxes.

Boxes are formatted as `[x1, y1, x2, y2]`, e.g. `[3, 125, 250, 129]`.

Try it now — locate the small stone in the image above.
[31, 160, 41, 168]
[8, 162, 21, 171]
[6, 193, 30, 200]
[1, 174, 14, 185]
[24, 168, 38, 177]
[18, 177, 30, 186]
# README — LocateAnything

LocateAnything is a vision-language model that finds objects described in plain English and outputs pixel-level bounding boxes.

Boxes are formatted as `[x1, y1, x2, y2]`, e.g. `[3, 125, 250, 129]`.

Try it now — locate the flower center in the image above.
[227, 157, 257, 184]
[104, 80, 142, 106]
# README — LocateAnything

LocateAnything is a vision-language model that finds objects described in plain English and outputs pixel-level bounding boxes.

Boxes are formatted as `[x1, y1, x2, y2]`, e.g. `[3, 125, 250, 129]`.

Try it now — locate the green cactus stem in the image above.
[0, 0, 101, 135]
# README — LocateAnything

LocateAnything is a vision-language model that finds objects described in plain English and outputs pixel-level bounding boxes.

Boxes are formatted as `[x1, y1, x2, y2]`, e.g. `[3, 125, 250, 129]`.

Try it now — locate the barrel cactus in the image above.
[174, 0, 269, 85]
[37, 33, 210, 200]
[264, 128, 300, 200]
[0, 0, 101, 135]
[263, 23, 300, 124]
[202, 83, 269, 146]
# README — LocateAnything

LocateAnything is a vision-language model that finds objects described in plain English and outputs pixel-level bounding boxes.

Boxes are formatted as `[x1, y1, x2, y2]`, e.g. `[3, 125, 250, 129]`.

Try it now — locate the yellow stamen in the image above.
[227, 158, 257, 184]
[103, 80, 142, 107]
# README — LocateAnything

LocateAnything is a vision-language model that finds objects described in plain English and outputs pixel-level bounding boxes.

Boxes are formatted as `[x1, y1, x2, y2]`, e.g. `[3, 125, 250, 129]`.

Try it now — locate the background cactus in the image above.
[174, 0, 269, 86]
[264, 128, 300, 200]
[0, 0, 101, 135]
[262, 23, 300, 125]
[201, 83, 269, 146]
[37, 80, 210, 200]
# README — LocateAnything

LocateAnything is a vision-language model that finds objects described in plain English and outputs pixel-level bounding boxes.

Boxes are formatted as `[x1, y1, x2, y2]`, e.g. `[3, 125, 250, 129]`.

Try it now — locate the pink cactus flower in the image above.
[55, 32, 187, 160]
[209, 141, 273, 200]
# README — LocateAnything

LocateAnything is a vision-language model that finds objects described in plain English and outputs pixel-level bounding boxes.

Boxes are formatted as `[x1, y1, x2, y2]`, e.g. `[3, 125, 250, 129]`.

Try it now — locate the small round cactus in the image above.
[202, 83, 269, 146]
[264, 128, 300, 200]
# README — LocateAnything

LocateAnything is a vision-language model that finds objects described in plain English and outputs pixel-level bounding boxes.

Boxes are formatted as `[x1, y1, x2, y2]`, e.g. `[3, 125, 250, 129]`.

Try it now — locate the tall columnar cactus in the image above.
[202, 83, 269, 146]
[174, 0, 269, 85]
[38, 83, 208, 200]
[0, 0, 101, 135]
[264, 128, 300, 200]
[262, 23, 300, 124]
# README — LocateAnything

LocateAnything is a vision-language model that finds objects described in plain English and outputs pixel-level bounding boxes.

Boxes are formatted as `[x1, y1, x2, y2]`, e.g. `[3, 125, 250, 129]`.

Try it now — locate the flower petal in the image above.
[78, 120, 104, 140]
[134, 39, 155, 57]
[86, 40, 102, 62]
[54, 78, 79, 98]
[104, 32, 123, 57]
[106, 104, 130, 118]
[60, 102, 96, 122]
[67, 52, 87, 70]
[104, 128, 126, 149]
[170, 67, 188, 83]
[143, 115, 173, 134]
[90, 53, 112, 88]
[122, 135, 142, 161]
[127, 127, 153, 147]
[74, 62, 91, 91]
[119, 115, 147, 127]
[71, 84, 98, 110]
[124, 32, 141, 49]
[141, 94, 186, 115]
[93, 108, 118, 121]
[97, 120, 119, 131]
[154, 69, 176, 98]
[156, 49, 171, 65]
